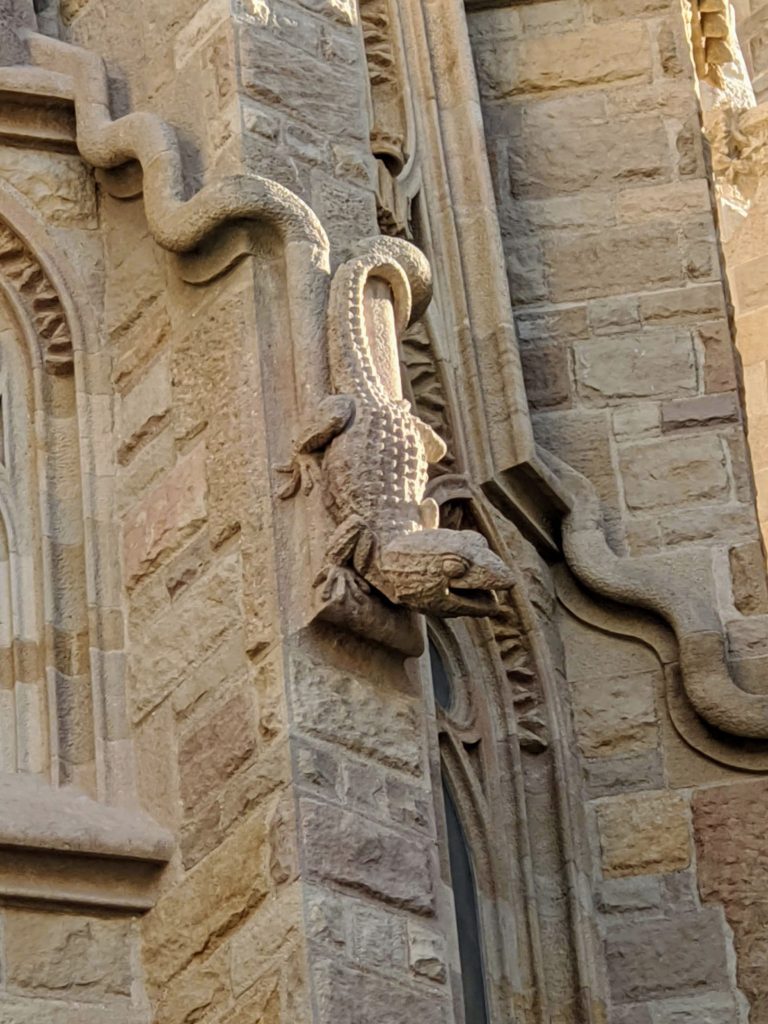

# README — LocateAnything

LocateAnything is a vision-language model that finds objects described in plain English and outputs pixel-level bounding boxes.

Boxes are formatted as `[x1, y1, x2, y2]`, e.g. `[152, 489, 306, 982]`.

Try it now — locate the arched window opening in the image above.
[429, 631, 491, 1024]
[443, 777, 491, 1024]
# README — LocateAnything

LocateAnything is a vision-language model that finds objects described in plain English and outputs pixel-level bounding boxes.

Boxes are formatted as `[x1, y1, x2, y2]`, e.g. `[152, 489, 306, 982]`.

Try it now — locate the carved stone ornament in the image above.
[278, 236, 515, 619]
[688, 0, 738, 87]
[542, 447, 768, 747]
[704, 102, 768, 204]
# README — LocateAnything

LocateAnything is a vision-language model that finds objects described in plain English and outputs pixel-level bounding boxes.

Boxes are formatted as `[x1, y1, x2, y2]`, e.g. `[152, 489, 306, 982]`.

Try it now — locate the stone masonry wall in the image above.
[43, 2, 461, 1023]
[470, 0, 768, 1020]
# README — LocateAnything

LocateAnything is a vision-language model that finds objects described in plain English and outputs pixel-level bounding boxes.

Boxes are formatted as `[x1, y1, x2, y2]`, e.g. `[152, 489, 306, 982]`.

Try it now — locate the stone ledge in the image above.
[0, 66, 77, 151]
[0, 773, 173, 910]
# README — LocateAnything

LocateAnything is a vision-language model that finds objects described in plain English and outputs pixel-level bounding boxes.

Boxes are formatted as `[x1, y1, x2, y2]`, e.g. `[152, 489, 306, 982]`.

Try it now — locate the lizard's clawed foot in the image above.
[315, 565, 370, 605]
[275, 454, 318, 499]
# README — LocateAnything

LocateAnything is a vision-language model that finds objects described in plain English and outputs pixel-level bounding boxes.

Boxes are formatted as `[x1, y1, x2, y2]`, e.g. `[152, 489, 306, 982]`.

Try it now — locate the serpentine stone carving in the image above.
[542, 447, 768, 739]
[278, 237, 515, 617]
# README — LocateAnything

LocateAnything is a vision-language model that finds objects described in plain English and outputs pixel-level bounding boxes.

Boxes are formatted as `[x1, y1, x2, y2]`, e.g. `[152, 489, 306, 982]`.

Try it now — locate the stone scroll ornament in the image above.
[277, 236, 515, 617]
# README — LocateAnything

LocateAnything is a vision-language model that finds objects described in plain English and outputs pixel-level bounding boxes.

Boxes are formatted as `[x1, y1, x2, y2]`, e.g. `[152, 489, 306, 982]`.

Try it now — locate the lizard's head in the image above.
[376, 529, 515, 617]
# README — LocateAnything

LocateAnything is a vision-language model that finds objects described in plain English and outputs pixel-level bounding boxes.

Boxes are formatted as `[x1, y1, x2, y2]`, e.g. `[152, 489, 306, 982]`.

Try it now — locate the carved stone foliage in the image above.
[0, 217, 73, 373]
[360, 0, 408, 175]
[704, 102, 768, 204]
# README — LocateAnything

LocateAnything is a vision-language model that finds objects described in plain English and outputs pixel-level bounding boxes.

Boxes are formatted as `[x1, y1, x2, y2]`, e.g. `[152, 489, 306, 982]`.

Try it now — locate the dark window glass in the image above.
[429, 637, 453, 711]
[443, 779, 490, 1024]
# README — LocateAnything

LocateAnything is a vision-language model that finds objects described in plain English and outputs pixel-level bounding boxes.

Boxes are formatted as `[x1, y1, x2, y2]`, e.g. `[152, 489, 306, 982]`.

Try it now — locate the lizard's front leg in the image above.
[314, 515, 376, 605]
[276, 395, 355, 498]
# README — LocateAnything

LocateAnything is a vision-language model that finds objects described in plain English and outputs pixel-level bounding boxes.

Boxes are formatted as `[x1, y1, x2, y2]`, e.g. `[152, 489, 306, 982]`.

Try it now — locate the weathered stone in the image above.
[605, 910, 731, 1001]
[729, 541, 768, 614]
[520, 343, 571, 408]
[290, 658, 423, 774]
[596, 791, 691, 876]
[5, 910, 133, 1001]
[408, 924, 448, 983]
[179, 689, 258, 810]
[142, 809, 274, 993]
[619, 435, 730, 510]
[597, 875, 663, 914]
[572, 671, 658, 757]
[575, 331, 696, 403]
[128, 552, 244, 719]
[348, 902, 407, 968]
[122, 444, 208, 588]
[300, 799, 434, 913]
[585, 752, 666, 797]
[312, 961, 448, 1024]
[661, 393, 739, 430]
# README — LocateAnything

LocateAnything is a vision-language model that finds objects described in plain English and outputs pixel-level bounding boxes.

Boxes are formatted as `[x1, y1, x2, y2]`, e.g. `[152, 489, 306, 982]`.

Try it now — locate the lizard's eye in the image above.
[442, 555, 467, 579]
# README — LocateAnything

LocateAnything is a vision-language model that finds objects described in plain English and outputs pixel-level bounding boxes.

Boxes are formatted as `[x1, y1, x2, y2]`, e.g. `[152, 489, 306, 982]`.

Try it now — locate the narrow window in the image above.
[443, 778, 491, 1024]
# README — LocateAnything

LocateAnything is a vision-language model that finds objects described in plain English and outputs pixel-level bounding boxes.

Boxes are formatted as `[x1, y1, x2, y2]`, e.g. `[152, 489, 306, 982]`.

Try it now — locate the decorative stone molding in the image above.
[0, 216, 73, 373]
[542, 447, 768, 744]
[689, 0, 738, 87]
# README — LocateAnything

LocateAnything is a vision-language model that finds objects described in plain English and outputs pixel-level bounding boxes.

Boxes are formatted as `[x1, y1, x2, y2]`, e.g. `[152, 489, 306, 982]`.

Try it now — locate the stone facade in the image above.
[1, 0, 768, 1022]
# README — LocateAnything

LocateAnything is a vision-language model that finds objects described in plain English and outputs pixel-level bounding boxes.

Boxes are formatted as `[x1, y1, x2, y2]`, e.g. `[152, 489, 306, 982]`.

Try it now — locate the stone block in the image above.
[589, 295, 640, 334]
[613, 403, 661, 441]
[597, 875, 663, 913]
[477, 22, 651, 98]
[729, 541, 768, 615]
[4, 910, 133, 1001]
[512, 112, 670, 198]
[348, 902, 407, 968]
[596, 791, 691, 876]
[0, 148, 97, 228]
[648, 994, 741, 1023]
[619, 435, 729, 511]
[129, 552, 244, 720]
[290, 658, 423, 774]
[515, 305, 588, 344]
[122, 444, 208, 588]
[312, 961, 448, 1024]
[726, 615, 768, 659]
[661, 393, 739, 430]
[230, 884, 302, 996]
[617, 181, 711, 224]
[605, 910, 731, 1001]
[142, 809, 274, 993]
[520, 343, 571, 408]
[575, 330, 696, 403]
[638, 282, 726, 324]
[698, 320, 738, 393]
[179, 689, 258, 811]
[572, 670, 658, 758]
[117, 352, 172, 465]
[545, 223, 684, 301]
[589, 753, 667, 798]
[300, 799, 434, 913]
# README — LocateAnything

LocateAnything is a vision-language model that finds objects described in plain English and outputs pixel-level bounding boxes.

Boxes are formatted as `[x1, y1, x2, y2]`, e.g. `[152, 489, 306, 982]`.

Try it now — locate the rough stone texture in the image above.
[2, 0, 768, 1022]
[596, 791, 691, 877]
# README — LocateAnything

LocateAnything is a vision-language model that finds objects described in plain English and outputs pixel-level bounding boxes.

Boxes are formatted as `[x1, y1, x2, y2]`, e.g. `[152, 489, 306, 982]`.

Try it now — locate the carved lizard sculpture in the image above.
[278, 237, 515, 617]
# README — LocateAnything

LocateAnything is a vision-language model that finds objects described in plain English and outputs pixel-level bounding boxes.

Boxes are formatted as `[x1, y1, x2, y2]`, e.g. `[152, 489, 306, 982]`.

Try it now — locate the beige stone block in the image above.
[639, 282, 726, 324]
[734, 307, 768, 367]
[142, 809, 275, 993]
[230, 883, 302, 996]
[743, 361, 768, 418]
[122, 444, 207, 588]
[732, 252, 768, 312]
[575, 331, 696, 403]
[697, 320, 738, 393]
[152, 945, 230, 1024]
[617, 180, 711, 224]
[4, 910, 133, 1001]
[545, 223, 683, 301]
[117, 353, 172, 465]
[478, 22, 651, 98]
[596, 791, 691, 876]
[619, 435, 730, 510]
[572, 671, 658, 757]
[128, 552, 244, 719]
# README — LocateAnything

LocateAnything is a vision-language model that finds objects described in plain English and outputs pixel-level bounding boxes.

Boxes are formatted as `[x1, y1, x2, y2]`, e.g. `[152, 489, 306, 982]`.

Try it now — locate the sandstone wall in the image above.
[470, 0, 768, 1020]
